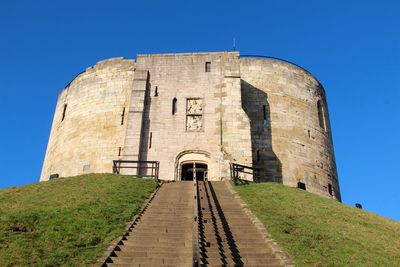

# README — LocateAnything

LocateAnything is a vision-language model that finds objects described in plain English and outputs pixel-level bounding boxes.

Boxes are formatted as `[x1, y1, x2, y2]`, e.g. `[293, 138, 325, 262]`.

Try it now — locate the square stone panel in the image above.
[186, 115, 203, 131]
[186, 99, 203, 115]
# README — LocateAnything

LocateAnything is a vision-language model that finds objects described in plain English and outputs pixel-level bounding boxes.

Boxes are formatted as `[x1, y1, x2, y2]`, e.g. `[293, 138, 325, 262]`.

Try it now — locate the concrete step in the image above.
[139, 212, 192, 216]
[200, 243, 274, 253]
[119, 240, 192, 248]
[122, 236, 190, 244]
[201, 234, 266, 242]
[141, 205, 191, 209]
[200, 221, 256, 227]
[200, 215, 251, 221]
[201, 225, 257, 231]
[200, 256, 282, 265]
[202, 250, 277, 258]
[121, 235, 192, 243]
[106, 264, 177, 267]
[124, 235, 192, 242]
[109, 256, 192, 265]
[138, 218, 192, 222]
[129, 227, 190, 234]
[202, 225, 258, 231]
[115, 245, 191, 253]
[114, 250, 192, 258]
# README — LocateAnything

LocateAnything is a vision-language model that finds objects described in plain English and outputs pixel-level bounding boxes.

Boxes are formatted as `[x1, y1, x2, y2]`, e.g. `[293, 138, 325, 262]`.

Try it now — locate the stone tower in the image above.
[40, 51, 341, 201]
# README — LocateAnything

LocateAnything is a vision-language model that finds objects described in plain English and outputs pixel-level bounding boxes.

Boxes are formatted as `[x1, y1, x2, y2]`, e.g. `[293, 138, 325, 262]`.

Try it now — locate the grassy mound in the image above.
[0, 174, 157, 267]
[234, 182, 400, 266]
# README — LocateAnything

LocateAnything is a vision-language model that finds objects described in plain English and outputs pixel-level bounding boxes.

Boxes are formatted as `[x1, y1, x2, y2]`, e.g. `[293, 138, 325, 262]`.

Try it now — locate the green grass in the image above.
[234, 182, 400, 267]
[0, 174, 157, 267]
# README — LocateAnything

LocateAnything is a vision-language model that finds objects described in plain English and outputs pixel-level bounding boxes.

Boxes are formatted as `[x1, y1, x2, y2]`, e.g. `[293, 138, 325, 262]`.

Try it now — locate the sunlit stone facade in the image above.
[41, 51, 341, 201]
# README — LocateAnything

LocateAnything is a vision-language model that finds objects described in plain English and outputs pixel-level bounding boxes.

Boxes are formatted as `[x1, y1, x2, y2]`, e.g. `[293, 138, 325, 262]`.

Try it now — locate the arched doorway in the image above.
[181, 162, 208, 181]
[175, 150, 210, 181]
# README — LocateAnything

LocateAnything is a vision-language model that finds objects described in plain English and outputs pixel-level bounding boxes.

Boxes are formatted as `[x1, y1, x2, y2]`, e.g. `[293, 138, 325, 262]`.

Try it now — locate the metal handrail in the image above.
[230, 163, 260, 184]
[112, 160, 160, 181]
[192, 178, 200, 267]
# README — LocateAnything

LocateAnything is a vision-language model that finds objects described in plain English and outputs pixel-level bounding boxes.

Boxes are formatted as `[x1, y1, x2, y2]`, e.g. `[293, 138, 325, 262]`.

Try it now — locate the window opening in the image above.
[172, 98, 177, 115]
[317, 100, 326, 131]
[263, 105, 267, 120]
[328, 183, 333, 196]
[121, 107, 125, 125]
[186, 98, 203, 131]
[149, 132, 152, 149]
[297, 182, 306, 190]
[49, 173, 59, 180]
[118, 147, 122, 157]
[263, 105, 267, 127]
[61, 104, 67, 122]
[154, 86, 158, 97]
[205, 62, 211, 72]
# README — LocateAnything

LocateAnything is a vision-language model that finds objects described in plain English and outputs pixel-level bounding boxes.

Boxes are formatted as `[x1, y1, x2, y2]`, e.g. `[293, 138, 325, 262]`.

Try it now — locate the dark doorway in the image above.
[181, 162, 208, 181]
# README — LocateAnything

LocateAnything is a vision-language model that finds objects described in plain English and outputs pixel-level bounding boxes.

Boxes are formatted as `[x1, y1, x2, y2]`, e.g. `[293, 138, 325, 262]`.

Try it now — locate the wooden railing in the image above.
[230, 163, 260, 184]
[112, 160, 160, 181]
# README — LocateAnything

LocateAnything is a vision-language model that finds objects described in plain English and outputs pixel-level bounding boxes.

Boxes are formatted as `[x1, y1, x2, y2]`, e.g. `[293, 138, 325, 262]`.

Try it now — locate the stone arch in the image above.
[174, 150, 211, 181]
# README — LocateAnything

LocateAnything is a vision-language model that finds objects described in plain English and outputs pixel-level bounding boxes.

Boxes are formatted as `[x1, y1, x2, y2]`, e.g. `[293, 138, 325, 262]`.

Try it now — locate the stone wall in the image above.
[40, 52, 340, 200]
[124, 52, 253, 180]
[240, 57, 341, 200]
[40, 58, 135, 181]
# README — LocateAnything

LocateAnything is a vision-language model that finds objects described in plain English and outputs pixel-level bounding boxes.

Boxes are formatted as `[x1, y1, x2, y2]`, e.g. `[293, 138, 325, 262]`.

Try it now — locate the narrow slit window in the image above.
[118, 147, 122, 156]
[263, 105, 267, 120]
[149, 132, 152, 149]
[154, 86, 158, 97]
[61, 104, 67, 122]
[205, 62, 211, 72]
[317, 100, 326, 131]
[172, 98, 177, 115]
[121, 107, 125, 125]
[263, 105, 267, 127]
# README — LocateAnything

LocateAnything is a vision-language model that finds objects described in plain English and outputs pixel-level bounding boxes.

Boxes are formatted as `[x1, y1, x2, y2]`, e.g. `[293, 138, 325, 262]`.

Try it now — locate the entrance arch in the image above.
[180, 162, 208, 181]
[174, 150, 210, 181]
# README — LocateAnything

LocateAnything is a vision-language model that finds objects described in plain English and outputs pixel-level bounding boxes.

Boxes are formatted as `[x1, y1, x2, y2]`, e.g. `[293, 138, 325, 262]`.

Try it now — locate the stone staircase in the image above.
[104, 182, 193, 267]
[198, 181, 283, 266]
[102, 181, 286, 267]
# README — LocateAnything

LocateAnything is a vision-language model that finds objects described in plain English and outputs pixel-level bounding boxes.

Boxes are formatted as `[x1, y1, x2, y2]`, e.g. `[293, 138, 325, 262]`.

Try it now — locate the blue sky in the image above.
[0, 0, 399, 221]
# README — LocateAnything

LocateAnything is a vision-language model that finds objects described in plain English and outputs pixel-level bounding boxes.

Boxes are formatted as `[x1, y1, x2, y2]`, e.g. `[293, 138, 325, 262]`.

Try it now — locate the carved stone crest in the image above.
[186, 99, 203, 131]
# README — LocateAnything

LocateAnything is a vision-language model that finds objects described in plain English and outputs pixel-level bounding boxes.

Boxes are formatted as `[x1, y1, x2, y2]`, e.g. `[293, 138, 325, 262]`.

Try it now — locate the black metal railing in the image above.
[192, 178, 200, 267]
[230, 163, 260, 184]
[112, 160, 160, 181]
